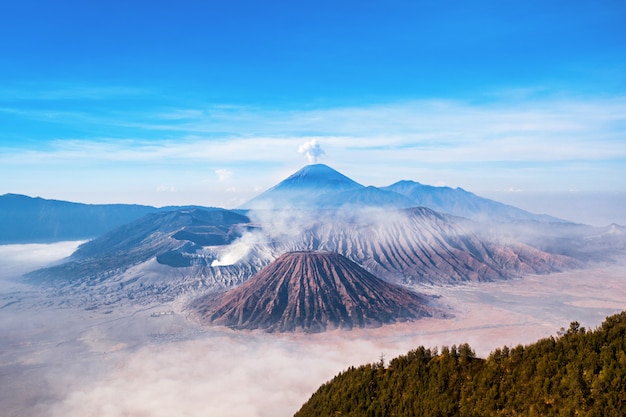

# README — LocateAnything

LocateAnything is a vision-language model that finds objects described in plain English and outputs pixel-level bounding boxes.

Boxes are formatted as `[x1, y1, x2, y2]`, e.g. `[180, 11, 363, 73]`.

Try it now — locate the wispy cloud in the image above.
[215, 169, 233, 182]
[0, 84, 150, 101]
[1, 93, 624, 207]
[4, 96, 625, 161]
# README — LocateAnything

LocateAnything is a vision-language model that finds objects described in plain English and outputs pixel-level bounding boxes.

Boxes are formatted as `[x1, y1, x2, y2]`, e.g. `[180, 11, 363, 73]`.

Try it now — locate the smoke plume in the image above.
[298, 139, 325, 164]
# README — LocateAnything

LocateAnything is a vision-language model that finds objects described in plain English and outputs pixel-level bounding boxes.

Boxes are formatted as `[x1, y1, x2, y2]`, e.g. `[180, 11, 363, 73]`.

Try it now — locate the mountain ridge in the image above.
[0, 193, 222, 244]
[0, 193, 160, 244]
[240, 164, 569, 223]
[382, 180, 564, 223]
[2, 164, 571, 245]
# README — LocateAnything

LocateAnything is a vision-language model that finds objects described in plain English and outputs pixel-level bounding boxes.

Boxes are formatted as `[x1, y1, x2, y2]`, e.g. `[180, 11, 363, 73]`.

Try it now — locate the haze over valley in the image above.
[2, 242, 626, 416]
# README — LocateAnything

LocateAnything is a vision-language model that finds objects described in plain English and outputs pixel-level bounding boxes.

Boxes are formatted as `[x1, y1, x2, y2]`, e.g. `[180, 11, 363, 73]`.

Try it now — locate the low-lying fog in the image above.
[1, 242, 625, 417]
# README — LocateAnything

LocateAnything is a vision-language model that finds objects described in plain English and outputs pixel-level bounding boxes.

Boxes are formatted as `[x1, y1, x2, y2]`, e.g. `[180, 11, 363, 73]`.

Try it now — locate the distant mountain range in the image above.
[11, 163, 626, 331]
[3, 165, 567, 244]
[240, 164, 565, 223]
[0, 193, 157, 244]
[0, 193, 213, 244]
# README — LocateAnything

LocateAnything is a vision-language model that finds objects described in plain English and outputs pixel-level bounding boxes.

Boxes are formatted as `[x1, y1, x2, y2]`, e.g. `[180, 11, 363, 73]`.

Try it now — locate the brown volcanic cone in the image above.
[190, 251, 442, 333]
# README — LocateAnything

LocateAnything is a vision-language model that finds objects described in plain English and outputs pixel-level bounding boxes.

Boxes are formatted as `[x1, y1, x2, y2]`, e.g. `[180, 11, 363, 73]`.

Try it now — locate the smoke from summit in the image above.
[298, 139, 325, 164]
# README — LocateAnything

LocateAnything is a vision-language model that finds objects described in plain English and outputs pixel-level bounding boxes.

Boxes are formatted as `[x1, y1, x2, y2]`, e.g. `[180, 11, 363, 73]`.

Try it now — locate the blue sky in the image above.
[1, 0, 625, 223]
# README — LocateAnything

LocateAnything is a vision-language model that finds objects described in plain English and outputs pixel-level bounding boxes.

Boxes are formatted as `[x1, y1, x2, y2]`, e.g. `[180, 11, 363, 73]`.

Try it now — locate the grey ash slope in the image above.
[70, 208, 249, 260]
[25, 208, 263, 302]
[190, 251, 444, 333]
[274, 207, 578, 285]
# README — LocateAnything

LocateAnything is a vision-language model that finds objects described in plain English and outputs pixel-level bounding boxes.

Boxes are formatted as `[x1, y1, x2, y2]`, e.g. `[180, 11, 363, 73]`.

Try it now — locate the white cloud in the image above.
[0, 241, 84, 279]
[156, 184, 177, 193]
[215, 168, 233, 182]
[4, 97, 625, 164]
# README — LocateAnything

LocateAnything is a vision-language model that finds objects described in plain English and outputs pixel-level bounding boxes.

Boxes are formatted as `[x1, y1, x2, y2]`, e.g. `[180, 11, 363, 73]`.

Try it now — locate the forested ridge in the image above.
[295, 311, 626, 416]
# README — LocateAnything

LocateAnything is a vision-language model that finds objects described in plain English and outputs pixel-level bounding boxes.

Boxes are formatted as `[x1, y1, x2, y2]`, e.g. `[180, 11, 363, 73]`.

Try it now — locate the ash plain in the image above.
[1, 242, 625, 417]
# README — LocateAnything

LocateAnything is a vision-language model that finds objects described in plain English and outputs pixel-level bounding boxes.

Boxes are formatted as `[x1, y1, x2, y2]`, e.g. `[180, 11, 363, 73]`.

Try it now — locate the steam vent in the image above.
[190, 251, 443, 333]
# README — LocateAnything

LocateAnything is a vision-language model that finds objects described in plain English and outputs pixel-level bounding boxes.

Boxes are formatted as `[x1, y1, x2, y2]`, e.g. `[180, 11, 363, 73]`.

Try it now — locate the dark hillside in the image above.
[295, 311, 626, 416]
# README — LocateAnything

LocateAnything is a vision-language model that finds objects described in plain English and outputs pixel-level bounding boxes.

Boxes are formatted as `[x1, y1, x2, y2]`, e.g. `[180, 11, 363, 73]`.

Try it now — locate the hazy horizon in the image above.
[4, 172, 626, 227]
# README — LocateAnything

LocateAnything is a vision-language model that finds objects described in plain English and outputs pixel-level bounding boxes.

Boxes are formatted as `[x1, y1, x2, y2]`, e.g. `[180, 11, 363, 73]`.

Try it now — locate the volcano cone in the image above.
[190, 251, 442, 333]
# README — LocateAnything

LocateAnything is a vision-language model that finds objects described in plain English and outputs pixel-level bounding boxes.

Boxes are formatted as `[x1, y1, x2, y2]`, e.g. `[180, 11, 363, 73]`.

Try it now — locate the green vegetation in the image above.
[295, 312, 626, 416]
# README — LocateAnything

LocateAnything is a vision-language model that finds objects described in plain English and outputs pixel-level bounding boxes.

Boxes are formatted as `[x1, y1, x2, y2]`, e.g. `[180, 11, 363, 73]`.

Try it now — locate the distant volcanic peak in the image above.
[274, 164, 363, 191]
[191, 251, 439, 333]
[239, 164, 364, 209]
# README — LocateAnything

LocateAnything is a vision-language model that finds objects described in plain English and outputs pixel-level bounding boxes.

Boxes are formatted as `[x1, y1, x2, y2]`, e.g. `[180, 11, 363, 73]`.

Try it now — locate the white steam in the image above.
[298, 139, 325, 164]
[210, 208, 313, 267]
[211, 232, 264, 267]
[211, 207, 325, 267]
